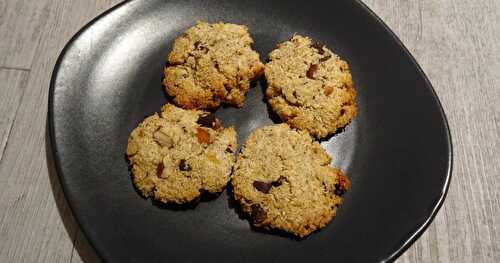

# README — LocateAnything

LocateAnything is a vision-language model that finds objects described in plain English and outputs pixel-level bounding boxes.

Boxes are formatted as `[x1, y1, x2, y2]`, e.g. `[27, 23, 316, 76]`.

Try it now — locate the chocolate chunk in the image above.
[333, 183, 347, 196]
[319, 55, 332, 62]
[225, 146, 234, 153]
[340, 109, 346, 115]
[223, 83, 232, 93]
[251, 204, 267, 223]
[306, 64, 319, 79]
[271, 176, 286, 187]
[179, 159, 192, 171]
[311, 42, 325, 54]
[253, 181, 272, 193]
[194, 41, 208, 53]
[156, 162, 164, 176]
[197, 114, 217, 128]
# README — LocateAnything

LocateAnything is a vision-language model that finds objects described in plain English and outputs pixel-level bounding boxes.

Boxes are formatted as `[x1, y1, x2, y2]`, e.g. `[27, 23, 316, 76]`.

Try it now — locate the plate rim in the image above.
[48, 0, 453, 262]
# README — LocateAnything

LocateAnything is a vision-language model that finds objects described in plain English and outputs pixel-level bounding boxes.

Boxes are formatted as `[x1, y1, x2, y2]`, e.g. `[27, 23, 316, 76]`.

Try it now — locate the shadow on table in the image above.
[45, 122, 102, 263]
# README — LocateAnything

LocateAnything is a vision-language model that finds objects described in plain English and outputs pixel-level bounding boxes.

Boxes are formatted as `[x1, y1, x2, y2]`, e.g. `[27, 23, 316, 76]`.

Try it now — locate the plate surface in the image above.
[49, 0, 452, 262]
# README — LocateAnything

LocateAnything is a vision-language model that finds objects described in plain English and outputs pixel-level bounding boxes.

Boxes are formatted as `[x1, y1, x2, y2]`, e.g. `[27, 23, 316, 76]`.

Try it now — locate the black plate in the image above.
[49, 0, 452, 262]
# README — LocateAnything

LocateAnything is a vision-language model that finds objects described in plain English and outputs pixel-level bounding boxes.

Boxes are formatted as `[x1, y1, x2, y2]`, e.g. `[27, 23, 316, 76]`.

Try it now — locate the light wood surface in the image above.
[0, 0, 498, 262]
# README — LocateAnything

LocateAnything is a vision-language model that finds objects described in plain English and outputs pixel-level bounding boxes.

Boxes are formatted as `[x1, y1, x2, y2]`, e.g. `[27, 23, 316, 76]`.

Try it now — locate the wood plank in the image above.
[0, 69, 28, 162]
[363, 0, 500, 262]
[0, 0, 53, 69]
[0, 0, 120, 262]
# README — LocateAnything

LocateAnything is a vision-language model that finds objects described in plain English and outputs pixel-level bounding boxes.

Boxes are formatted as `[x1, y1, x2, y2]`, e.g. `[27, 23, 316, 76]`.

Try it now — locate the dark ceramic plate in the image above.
[49, 0, 452, 262]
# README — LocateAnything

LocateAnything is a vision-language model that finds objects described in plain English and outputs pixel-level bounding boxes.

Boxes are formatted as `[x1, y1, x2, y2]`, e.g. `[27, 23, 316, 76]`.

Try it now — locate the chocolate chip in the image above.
[156, 162, 164, 176]
[306, 64, 319, 79]
[251, 204, 267, 223]
[194, 41, 200, 48]
[225, 147, 234, 153]
[271, 176, 286, 187]
[179, 159, 191, 171]
[319, 55, 332, 62]
[311, 42, 325, 54]
[197, 114, 217, 128]
[253, 181, 272, 193]
[340, 109, 346, 115]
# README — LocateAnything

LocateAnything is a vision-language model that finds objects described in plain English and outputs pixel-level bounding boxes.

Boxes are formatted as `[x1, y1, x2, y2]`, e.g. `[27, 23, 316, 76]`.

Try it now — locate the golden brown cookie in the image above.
[231, 124, 350, 237]
[126, 104, 237, 204]
[163, 21, 264, 109]
[265, 35, 357, 139]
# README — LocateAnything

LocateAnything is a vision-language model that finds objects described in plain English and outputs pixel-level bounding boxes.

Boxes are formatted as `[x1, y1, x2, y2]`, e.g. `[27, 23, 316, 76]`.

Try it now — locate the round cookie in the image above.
[231, 124, 350, 237]
[265, 35, 357, 139]
[164, 21, 264, 109]
[126, 104, 237, 204]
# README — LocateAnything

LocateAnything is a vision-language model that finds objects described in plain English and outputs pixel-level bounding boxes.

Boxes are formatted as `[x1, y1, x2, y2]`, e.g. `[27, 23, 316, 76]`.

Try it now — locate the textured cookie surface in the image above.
[126, 104, 237, 204]
[164, 21, 264, 109]
[265, 35, 357, 139]
[231, 124, 350, 237]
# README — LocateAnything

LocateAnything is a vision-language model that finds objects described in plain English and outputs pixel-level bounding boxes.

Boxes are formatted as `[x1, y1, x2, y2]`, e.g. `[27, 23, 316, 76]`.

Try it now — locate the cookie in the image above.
[126, 104, 237, 204]
[265, 35, 357, 139]
[231, 124, 350, 237]
[163, 21, 264, 109]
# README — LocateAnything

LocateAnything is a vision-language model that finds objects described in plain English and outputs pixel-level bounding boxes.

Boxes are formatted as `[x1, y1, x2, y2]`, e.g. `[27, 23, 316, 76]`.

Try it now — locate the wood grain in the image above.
[0, 0, 119, 262]
[0, 0, 53, 69]
[0, 69, 28, 162]
[0, 0, 498, 262]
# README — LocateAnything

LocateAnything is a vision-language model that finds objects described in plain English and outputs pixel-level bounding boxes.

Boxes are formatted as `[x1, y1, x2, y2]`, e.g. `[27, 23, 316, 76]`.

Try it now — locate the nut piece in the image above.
[153, 130, 173, 148]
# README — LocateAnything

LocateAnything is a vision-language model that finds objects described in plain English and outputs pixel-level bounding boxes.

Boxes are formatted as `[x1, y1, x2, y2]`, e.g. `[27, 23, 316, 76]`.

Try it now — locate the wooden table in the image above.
[0, 0, 498, 262]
